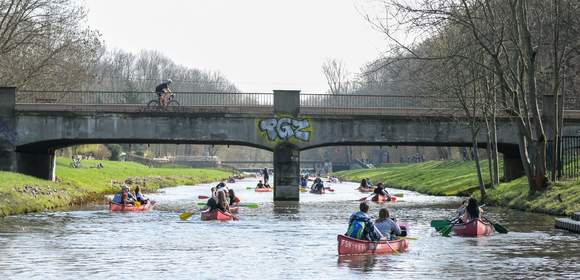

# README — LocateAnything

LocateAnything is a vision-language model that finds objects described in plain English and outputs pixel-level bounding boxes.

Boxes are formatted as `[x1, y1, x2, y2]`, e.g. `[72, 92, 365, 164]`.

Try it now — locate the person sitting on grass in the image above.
[374, 208, 401, 240]
[346, 202, 383, 241]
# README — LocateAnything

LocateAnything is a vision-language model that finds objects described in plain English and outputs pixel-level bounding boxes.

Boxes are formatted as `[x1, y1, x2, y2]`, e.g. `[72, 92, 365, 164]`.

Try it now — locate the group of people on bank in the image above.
[204, 181, 240, 215]
[111, 185, 150, 206]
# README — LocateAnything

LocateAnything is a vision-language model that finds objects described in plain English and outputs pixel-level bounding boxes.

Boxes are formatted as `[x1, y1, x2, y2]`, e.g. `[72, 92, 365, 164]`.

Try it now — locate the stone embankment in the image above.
[555, 212, 580, 233]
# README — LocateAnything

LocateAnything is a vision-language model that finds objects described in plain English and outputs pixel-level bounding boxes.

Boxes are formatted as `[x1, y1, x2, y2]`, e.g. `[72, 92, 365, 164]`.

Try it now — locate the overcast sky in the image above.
[83, 0, 388, 93]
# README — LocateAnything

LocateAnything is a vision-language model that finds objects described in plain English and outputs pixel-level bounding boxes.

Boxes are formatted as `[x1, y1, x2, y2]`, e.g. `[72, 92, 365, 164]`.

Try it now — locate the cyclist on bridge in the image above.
[155, 79, 173, 106]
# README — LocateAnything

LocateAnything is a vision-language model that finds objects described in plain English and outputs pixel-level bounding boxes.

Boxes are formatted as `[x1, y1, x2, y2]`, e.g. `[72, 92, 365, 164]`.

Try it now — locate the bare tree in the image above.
[322, 58, 352, 94]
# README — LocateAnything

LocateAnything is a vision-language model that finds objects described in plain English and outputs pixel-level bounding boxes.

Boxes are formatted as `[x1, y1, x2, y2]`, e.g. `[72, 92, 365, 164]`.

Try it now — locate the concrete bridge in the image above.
[2, 87, 580, 201]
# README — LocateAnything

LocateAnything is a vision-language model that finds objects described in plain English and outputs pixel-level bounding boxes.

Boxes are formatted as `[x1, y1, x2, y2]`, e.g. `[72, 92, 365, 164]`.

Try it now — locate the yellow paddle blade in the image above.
[179, 212, 193, 220]
[134, 201, 141, 208]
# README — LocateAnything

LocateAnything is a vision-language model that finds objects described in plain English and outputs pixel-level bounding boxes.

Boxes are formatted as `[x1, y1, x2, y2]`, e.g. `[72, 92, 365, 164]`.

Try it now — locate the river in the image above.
[0, 178, 578, 279]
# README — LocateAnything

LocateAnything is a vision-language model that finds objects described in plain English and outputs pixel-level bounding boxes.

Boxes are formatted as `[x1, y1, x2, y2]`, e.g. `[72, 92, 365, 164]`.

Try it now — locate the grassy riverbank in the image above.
[0, 158, 233, 217]
[334, 161, 580, 216]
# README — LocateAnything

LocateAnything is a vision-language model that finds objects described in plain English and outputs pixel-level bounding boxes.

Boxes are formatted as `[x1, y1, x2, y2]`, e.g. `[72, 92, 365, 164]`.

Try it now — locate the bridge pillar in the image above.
[273, 143, 300, 201]
[273, 90, 300, 201]
[0, 87, 55, 180]
[0, 87, 18, 173]
[16, 150, 56, 180]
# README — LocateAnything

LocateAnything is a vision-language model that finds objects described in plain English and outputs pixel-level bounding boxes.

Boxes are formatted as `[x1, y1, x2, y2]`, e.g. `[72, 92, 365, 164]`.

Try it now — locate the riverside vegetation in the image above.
[335, 161, 579, 216]
[0, 158, 233, 217]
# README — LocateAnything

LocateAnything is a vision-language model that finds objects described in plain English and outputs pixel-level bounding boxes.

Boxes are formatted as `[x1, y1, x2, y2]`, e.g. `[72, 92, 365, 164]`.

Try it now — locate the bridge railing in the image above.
[299, 93, 459, 116]
[15, 90, 274, 113]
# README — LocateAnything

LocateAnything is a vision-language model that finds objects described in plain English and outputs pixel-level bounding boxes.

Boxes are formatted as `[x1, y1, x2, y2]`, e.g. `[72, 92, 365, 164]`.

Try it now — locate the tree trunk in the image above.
[472, 137, 486, 200]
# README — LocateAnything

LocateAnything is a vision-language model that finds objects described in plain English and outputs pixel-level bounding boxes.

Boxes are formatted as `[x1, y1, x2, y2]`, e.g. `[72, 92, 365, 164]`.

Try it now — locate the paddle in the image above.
[358, 194, 375, 201]
[246, 186, 254, 190]
[397, 236, 419, 240]
[440, 223, 454, 237]
[198, 195, 209, 199]
[393, 193, 404, 197]
[431, 220, 451, 229]
[485, 219, 508, 234]
[179, 211, 194, 220]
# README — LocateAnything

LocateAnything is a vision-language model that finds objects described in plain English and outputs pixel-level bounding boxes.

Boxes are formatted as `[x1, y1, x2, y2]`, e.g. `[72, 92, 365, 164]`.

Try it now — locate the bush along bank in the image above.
[334, 161, 579, 216]
[0, 158, 233, 217]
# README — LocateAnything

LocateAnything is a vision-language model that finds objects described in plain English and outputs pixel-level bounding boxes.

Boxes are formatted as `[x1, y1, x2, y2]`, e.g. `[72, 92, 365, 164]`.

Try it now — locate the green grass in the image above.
[0, 157, 233, 217]
[335, 160, 491, 196]
[335, 160, 580, 216]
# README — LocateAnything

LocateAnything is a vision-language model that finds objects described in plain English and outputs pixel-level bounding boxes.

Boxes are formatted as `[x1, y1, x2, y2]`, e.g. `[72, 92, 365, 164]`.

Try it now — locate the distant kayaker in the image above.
[373, 183, 391, 201]
[346, 202, 383, 241]
[300, 176, 308, 187]
[228, 189, 240, 206]
[112, 185, 136, 205]
[462, 197, 483, 223]
[366, 178, 373, 188]
[359, 179, 370, 190]
[256, 180, 265, 188]
[134, 186, 150, 205]
[311, 178, 324, 193]
[374, 208, 401, 240]
[210, 190, 233, 215]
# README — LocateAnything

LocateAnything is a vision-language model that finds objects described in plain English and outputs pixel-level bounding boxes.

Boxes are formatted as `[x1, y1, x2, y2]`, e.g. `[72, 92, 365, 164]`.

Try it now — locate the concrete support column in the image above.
[503, 153, 524, 181]
[17, 150, 56, 180]
[273, 90, 300, 201]
[273, 143, 300, 201]
[0, 87, 17, 173]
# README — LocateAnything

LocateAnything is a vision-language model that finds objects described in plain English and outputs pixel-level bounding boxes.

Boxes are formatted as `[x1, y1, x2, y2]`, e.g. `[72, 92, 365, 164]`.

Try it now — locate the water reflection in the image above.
[337, 255, 380, 273]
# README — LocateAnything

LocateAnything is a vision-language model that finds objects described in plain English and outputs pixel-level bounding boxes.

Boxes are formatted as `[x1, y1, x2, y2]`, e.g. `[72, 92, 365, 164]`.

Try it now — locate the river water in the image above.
[0, 179, 578, 279]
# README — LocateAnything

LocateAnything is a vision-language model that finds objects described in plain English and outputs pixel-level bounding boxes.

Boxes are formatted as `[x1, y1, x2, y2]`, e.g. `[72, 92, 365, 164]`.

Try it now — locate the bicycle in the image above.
[147, 91, 180, 108]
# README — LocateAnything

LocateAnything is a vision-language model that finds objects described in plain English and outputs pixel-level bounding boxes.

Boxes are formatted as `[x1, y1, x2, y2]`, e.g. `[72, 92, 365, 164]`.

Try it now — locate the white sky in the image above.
[83, 0, 388, 93]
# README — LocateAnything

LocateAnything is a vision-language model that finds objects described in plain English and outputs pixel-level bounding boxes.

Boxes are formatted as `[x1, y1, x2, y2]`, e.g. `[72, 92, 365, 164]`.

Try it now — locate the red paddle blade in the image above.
[198, 195, 209, 199]
[328, 189, 335, 192]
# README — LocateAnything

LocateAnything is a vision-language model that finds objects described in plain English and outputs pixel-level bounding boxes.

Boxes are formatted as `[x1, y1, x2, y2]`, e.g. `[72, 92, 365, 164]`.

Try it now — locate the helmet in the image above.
[166, 78, 172, 84]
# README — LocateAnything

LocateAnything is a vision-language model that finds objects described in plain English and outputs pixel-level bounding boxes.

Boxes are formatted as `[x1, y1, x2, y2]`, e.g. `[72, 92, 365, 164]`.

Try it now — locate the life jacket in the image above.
[346, 218, 367, 240]
[112, 192, 123, 204]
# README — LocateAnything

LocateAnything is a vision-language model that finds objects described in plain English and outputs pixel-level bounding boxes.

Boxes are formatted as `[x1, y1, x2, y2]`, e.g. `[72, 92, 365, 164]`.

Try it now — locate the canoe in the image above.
[310, 189, 325, 194]
[230, 207, 239, 214]
[300, 187, 308, 192]
[255, 188, 272, 192]
[201, 209, 235, 221]
[452, 218, 494, 236]
[371, 195, 398, 203]
[109, 201, 155, 212]
[337, 234, 409, 255]
[358, 187, 375, 193]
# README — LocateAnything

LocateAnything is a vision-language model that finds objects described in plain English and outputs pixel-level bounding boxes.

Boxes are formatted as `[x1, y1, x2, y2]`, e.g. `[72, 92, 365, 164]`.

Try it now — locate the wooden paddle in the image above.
[397, 236, 419, 240]
[358, 194, 375, 201]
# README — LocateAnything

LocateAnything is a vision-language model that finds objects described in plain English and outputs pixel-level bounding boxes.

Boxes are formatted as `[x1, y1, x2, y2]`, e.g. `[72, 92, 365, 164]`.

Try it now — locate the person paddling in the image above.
[373, 183, 392, 201]
[374, 208, 401, 240]
[462, 197, 484, 223]
[228, 189, 240, 206]
[346, 202, 383, 241]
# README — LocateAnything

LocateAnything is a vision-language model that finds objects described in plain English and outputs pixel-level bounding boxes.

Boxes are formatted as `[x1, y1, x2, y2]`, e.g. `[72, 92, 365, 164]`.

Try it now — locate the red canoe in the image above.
[200, 209, 235, 221]
[255, 188, 272, 192]
[452, 218, 494, 236]
[109, 201, 155, 212]
[229, 207, 239, 214]
[371, 195, 398, 203]
[337, 234, 409, 255]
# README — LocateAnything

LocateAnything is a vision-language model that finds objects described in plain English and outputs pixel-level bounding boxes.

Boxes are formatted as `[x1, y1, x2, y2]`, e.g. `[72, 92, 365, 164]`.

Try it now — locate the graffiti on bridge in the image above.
[258, 117, 312, 143]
